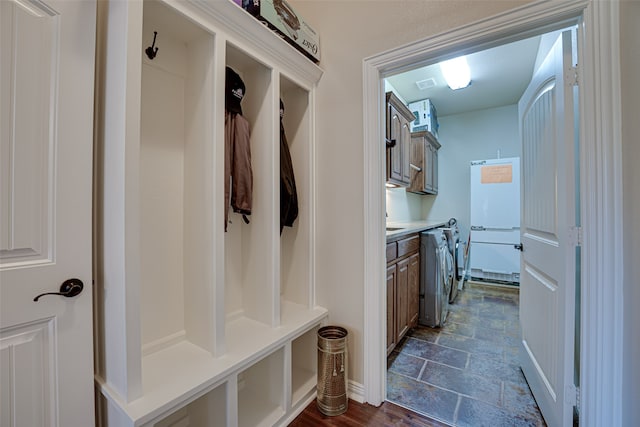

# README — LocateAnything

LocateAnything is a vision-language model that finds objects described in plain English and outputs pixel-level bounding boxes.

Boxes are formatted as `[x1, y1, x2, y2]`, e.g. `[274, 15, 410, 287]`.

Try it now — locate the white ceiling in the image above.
[385, 35, 542, 117]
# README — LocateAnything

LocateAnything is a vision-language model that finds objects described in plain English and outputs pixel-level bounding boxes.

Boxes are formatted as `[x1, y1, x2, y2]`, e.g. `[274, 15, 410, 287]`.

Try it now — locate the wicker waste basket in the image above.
[316, 326, 348, 416]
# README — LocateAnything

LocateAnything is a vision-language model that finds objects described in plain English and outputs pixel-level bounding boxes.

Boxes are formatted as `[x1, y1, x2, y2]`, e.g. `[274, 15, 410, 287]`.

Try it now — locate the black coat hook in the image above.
[145, 31, 159, 60]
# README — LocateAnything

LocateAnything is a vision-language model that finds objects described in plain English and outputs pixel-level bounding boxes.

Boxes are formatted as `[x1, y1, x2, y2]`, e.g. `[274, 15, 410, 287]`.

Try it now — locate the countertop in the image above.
[386, 219, 448, 241]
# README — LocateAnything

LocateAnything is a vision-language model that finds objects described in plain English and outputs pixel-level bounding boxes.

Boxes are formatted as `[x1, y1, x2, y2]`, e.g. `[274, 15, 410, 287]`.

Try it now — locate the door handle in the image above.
[514, 243, 523, 252]
[33, 279, 84, 302]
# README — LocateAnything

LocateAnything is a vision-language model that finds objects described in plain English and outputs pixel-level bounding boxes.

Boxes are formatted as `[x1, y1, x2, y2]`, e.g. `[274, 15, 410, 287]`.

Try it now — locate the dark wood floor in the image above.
[289, 399, 449, 426]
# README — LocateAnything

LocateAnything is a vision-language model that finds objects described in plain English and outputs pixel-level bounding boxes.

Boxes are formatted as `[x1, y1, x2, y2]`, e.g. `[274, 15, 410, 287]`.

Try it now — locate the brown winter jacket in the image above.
[225, 111, 252, 231]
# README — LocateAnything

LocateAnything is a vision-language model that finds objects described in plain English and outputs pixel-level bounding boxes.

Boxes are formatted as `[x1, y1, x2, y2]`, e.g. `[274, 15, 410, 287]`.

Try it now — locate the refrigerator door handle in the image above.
[471, 226, 519, 232]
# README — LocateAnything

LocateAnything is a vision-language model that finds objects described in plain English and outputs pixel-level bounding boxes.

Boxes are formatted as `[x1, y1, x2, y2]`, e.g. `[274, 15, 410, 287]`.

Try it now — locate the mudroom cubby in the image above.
[237, 348, 285, 427]
[224, 42, 278, 328]
[153, 382, 227, 427]
[138, 0, 217, 360]
[94, 1, 326, 426]
[291, 325, 320, 408]
[280, 75, 313, 311]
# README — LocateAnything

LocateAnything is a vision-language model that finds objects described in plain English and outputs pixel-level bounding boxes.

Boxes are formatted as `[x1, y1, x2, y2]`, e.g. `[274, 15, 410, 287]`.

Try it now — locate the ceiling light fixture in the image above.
[440, 56, 471, 90]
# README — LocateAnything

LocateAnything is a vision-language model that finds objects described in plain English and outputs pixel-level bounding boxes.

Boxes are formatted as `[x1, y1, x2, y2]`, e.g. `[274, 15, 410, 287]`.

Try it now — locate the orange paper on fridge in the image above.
[480, 164, 513, 184]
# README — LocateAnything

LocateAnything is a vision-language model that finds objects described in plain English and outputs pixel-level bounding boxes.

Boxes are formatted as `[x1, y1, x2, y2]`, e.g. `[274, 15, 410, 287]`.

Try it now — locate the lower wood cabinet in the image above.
[386, 235, 420, 355]
[396, 257, 410, 342]
[407, 252, 420, 327]
[386, 264, 397, 355]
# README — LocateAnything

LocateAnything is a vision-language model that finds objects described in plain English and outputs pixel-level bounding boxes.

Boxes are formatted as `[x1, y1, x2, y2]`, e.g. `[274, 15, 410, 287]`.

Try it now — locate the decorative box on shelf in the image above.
[242, 0, 320, 63]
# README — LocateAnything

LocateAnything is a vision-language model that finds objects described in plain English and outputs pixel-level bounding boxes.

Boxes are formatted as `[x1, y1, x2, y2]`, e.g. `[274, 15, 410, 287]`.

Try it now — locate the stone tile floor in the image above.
[387, 282, 547, 427]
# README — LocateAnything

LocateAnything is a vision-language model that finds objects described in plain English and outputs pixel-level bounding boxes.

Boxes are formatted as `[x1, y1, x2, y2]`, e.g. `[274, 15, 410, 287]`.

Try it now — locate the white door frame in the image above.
[362, 1, 623, 425]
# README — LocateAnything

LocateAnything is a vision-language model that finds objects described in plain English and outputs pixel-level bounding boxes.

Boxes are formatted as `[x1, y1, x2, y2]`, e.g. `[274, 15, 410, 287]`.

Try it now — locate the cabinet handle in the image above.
[386, 138, 396, 148]
[410, 163, 422, 172]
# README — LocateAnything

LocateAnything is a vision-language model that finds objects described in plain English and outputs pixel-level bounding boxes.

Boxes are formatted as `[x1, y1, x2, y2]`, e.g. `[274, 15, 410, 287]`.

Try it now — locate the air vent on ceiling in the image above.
[415, 78, 437, 90]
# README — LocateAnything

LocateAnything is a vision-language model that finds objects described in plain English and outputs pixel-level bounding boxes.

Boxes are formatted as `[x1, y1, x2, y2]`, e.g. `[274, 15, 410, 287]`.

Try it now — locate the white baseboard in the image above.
[348, 380, 365, 403]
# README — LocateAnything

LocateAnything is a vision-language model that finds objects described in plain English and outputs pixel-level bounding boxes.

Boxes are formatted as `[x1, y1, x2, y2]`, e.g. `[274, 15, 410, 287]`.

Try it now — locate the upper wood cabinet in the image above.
[386, 92, 415, 187]
[408, 130, 441, 195]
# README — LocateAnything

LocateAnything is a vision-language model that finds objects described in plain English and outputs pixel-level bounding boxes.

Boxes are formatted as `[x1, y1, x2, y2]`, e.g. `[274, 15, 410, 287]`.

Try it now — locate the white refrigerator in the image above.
[469, 157, 521, 283]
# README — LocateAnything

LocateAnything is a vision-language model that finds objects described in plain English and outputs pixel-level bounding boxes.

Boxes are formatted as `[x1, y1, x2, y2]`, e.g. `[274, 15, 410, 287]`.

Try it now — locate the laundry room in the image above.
[384, 38, 534, 273]
[381, 29, 572, 425]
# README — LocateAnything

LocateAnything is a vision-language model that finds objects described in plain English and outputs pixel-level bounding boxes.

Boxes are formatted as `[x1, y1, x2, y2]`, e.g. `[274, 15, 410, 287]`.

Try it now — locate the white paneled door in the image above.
[0, 0, 96, 426]
[518, 30, 577, 427]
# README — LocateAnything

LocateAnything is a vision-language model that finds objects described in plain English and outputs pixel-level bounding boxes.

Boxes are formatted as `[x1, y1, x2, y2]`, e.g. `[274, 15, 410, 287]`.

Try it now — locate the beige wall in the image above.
[620, 0, 640, 424]
[290, 0, 531, 385]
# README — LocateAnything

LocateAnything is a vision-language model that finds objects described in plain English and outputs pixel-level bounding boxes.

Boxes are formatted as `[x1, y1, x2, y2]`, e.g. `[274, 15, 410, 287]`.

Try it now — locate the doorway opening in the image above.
[382, 27, 576, 425]
[362, 1, 624, 425]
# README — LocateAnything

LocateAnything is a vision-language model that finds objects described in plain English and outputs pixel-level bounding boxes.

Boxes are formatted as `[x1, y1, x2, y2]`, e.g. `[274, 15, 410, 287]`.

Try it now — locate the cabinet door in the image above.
[425, 143, 434, 192]
[407, 252, 420, 327]
[386, 264, 397, 355]
[396, 258, 410, 343]
[401, 118, 412, 184]
[408, 134, 424, 193]
[432, 144, 439, 193]
[388, 105, 403, 183]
